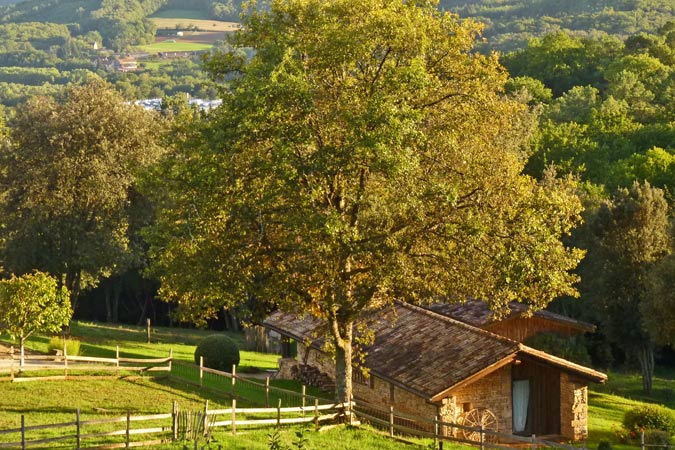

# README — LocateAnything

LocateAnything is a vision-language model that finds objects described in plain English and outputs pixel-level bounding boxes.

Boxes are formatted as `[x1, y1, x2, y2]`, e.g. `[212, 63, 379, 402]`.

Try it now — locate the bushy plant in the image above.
[645, 430, 672, 448]
[597, 440, 613, 450]
[623, 405, 675, 434]
[47, 336, 80, 356]
[194, 334, 240, 372]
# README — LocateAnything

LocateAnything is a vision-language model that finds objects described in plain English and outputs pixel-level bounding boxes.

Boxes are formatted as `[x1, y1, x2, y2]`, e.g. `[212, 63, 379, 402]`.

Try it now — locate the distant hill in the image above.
[440, 0, 675, 52]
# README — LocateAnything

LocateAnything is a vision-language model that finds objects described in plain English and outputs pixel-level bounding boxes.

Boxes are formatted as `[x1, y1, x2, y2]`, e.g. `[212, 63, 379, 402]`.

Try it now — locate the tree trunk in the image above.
[334, 321, 353, 406]
[637, 345, 654, 394]
[104, 282, 113, 322]
[19, 335, 25, 369]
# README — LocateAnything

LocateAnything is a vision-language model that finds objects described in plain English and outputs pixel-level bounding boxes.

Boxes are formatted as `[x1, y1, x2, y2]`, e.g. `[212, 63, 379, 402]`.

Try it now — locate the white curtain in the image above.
[512, 379, 530, 433]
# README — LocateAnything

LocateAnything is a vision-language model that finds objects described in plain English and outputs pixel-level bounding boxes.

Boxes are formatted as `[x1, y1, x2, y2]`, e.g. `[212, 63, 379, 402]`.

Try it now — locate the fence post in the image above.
[146, 318, 151, 344]
[434, 415, 439, 449]
[641, 430, 645, 450]
[199, 356, 204, 387]
[169, 348, 173, 372]
[314, 399, 319, 431]
[21, 415, 25, 450]
[480, 425, 484, 450]
[302, 385, 306, 414]
[172, 401, 178, 441]
[231, 365, 236, 397]
[203, 400, 209, 437]
[277, 398, 282, 429]
[64, 342, 68, 377]
[125, 410, 131, 448]
[116, 346, 120, 371]
[389, 406, 394, 437]
[76, 408, 81, 449]
[348, 395, 353, 426]
[265, 377, 270, 408]
[531, 434, 537, 450]
[231, 399, 236, 436]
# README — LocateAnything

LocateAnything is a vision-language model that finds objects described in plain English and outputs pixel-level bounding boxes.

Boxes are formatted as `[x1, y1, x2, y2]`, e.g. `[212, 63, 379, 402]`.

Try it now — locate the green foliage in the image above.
[148, 0, 586, 405]
[0, 80, 163, 309]
[645, 430, 673, 448]
[194, 334, 240, 371]
[623, 405, 675, 433]
[524, 332, 592, 366]
[597, 440, 612, 450]
[47, 336, 81, 356]
[0, 271, 72, 343]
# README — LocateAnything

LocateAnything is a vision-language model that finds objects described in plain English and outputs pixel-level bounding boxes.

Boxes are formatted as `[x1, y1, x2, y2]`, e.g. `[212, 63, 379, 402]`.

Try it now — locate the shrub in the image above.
[47, 336, 80, 356]
[597, 440, 613, 450]
[645, 430, 672, 448]
[194, 334, 240, 372]
[623, 405, 675, 434]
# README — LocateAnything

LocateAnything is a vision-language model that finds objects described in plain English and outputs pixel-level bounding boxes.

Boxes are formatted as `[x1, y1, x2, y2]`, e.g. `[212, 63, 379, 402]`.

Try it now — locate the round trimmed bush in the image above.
[194, 334, 240, 372]
[623, 405, 675, 434]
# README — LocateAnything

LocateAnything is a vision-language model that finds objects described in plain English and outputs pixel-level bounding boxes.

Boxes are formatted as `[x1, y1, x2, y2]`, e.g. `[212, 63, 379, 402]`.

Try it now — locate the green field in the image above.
[151, 9, 210, 20]
[136, 41, 214, 53]
[149, 17, 239, 32]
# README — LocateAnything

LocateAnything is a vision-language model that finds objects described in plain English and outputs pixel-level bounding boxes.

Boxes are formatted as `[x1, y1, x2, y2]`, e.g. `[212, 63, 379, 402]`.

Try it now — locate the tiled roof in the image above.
[264, 301, 606, 400]
[427, 300, 596, 333]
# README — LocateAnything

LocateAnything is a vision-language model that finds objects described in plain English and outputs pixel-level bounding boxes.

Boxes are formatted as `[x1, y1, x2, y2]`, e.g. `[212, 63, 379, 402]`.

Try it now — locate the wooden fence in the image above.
[0, 347, 172, 381]
[169, 359, 328, 409]
[0, 400, 348, 449]
[352, 399, 588, 450]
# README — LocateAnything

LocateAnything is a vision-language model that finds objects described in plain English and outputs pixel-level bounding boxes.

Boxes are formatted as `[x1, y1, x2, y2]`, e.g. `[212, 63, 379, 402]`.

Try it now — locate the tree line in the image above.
[2, 0, 675, 403]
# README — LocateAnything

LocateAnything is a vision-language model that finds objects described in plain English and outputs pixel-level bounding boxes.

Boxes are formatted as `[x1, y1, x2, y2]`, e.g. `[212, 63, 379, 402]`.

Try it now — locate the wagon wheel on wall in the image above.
[461, 408, 498, 442]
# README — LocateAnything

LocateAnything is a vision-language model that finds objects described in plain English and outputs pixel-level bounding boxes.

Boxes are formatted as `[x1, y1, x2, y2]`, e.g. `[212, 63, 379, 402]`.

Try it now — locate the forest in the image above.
[2, 0, 675, 396]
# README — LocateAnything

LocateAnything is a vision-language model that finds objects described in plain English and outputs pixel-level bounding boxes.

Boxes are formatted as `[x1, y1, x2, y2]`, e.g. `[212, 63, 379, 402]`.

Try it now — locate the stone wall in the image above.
[560, 373, 588, 441]
[354, 374, 437, 418]
[444, 366, 513, 434]
[297, 343, 335, 378]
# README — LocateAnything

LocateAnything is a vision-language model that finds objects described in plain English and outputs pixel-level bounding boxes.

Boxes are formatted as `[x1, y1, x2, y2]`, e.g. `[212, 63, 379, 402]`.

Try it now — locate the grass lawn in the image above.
[1, 320, 280, 372]
[149, 17, 239, 32]
[587, 368, 675, 450]
[136, 41, 214, 53]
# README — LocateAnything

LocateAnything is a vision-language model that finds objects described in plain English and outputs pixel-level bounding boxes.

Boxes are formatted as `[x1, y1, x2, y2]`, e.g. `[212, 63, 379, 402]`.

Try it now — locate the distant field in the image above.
[149, 17, 239, 32]
[151, 8, 210, 20]
[136, 41, 214, 53]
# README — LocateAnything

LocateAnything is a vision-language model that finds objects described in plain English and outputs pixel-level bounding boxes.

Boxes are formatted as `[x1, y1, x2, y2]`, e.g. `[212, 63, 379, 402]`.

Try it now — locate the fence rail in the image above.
[0, 400, 349, 449]
[0, 347, 172, 380]
[352, 399, 587, 450]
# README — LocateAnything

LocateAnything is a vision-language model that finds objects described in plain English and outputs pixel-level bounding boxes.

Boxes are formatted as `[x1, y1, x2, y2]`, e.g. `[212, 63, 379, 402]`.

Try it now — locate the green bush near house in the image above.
[623, 404, 675, 434]
[194, 334, 240, 372]
[47, 336, 80, 356]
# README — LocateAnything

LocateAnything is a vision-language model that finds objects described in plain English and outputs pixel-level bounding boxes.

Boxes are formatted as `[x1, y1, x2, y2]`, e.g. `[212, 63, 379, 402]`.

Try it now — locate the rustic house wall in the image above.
[297, 343, 335, 378]
[353, 374, 437, 417]
[445, 366, 513, 434]
[560, 373, 588, 441]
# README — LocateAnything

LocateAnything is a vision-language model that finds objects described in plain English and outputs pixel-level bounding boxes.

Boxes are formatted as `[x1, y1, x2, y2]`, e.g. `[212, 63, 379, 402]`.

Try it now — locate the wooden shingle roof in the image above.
[427, 300, 596, 333]
[264, 301, 605, 402]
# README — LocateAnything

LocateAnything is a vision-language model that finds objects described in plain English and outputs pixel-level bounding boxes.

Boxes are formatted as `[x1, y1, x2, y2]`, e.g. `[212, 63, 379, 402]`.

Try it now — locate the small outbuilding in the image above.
[264, 301, 606, 442]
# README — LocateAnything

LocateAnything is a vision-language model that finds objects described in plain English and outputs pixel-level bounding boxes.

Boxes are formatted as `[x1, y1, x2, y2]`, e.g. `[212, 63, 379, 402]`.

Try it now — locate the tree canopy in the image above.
[146, 0, 585, 402]
[0, 271, 71, 367]
[0, 80, 163, 309]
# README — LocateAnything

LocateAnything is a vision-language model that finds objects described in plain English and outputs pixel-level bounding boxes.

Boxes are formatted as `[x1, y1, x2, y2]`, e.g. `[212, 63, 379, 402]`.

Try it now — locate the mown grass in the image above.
[136, 41, 214, 53]
[148, 17, 239, 32]
[587, 368, 675, 450]
[1, 320, 280, 372]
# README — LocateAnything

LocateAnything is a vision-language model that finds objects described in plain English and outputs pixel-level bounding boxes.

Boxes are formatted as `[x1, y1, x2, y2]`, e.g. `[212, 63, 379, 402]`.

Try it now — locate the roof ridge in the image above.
[395, 300, 520, 348]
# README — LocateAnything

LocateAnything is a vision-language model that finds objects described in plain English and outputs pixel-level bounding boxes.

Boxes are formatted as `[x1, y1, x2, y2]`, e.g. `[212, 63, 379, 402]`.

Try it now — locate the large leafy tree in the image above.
[146, 0, 585, 403]
[0, 271, 71, 368]
[587, 182, 672, 393]
[0, 80, 163, 310]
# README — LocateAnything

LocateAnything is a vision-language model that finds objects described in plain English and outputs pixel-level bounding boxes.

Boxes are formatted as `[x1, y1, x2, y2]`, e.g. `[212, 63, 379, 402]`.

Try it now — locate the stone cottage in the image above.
[264, 301, 606, 441]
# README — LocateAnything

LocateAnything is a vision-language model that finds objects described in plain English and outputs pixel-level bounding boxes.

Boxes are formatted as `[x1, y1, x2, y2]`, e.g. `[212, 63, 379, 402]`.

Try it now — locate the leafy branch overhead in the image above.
[146, 0, 586, 403]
